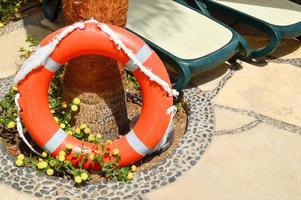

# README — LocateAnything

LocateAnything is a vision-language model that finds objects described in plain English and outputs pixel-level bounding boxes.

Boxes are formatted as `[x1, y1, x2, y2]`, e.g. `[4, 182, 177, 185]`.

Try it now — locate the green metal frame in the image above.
[186, 0, 301, 58]
[127, 1, 251, 90]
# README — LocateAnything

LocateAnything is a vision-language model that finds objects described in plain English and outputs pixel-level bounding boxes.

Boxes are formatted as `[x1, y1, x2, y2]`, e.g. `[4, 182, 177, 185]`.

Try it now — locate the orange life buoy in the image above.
[17, 22, 173, 170]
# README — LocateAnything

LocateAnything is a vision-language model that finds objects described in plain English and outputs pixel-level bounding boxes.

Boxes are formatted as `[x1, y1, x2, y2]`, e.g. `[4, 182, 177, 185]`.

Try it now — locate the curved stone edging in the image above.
[0, 76, 215, 200]
[0, 76, 14, 99]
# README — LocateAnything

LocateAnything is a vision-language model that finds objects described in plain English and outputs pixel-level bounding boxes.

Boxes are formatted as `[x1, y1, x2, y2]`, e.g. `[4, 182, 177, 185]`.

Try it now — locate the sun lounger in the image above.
[186, 0, 301, 58]
[127, 0, 250, 89]
[42, 0, 251, 90]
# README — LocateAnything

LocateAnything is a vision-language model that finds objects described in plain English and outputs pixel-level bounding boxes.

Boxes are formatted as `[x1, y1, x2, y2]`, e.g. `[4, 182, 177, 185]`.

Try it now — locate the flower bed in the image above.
[0, 35, 187, 185]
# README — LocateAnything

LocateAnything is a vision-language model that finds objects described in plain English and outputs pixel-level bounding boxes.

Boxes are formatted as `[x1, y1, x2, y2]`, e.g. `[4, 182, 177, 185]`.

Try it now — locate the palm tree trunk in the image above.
[61, 0, 129, 139]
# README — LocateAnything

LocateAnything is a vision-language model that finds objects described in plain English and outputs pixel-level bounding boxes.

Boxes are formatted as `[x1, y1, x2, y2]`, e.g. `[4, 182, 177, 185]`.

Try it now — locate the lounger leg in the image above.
[250, 29, 282, 58]
[173, 62, 192, 91]
[232, 19, 281, 58]
[236, 33, 252, 59]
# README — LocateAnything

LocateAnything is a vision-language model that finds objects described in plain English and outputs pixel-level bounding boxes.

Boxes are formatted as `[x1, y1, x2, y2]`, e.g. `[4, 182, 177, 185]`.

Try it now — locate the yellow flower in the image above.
[84, 128, 91, 134]
[41, 151, 48, 158]
[17, 154, 25, 160]
[127, 172, 134, 180]
[64, 160, 71, 165]
[74, 176, 82, 184]
[88, 154, 94, 160]
[49, 160, 57, 167]
[0, 22, 4, 28]
[15, 159, 24, 167]
[53, 117, 59, 123]
[96, 133, 102, 139]
[131, 165, 137, 172]
[58, 151, 66, 157]
[7, 121, 16, 129]
[80, 172, 89, 181]
[51, 109, 55, 114]
[61, 101, 68, 108]
[113, 148, 119, 155]
[75, 128, 81, 134]
[71, 105, 78, 112]
[58, 155, 65, 162]
[38, 158, 43, 162]
[12, 86, 18, 91]
[37, 161, 48, 169]
[65, 144, 73, 150]
[67, 130, 73, 135]
[88, 135, 95, 142]
[72, 98, 81, 105]
[106, 140, 113, 145]
[46, 168, 54, 176]
[79, 124, 87, 130]
[60, 123, 66, 129]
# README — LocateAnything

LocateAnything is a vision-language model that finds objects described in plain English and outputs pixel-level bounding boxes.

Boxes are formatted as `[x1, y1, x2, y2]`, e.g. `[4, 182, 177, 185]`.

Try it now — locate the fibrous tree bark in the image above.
[61, 0, 129, 139]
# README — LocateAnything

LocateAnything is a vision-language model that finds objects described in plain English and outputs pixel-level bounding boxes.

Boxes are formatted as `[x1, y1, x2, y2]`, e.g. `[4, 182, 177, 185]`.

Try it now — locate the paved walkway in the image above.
[149, 43, 301, 199]
[0, 13, 301, 200]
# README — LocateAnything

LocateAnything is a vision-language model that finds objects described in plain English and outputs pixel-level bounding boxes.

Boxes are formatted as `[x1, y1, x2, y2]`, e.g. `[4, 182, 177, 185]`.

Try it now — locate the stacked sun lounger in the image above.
[42, 0, 301, 90]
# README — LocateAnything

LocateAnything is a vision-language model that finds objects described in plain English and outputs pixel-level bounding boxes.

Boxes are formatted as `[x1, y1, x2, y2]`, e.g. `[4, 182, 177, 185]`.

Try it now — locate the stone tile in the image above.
[214, 106, 255, 131]
[148, 124, 301, 200]
[0, 25, 51, 78]
[213, 61, 301, 126]
[0, 184, 38, 200]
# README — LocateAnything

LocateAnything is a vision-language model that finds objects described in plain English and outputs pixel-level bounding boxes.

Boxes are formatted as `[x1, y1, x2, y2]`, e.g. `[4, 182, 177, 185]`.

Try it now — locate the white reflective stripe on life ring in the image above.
[44, 57, 62, 72]
[125, 44, 153, 72]
[125, 129, 152, 156]
[43, 128, 68, 153]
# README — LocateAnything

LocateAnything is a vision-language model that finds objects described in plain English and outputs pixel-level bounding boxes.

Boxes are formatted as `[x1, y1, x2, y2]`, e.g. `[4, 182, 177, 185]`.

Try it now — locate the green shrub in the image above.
[0, 0, 23, 24]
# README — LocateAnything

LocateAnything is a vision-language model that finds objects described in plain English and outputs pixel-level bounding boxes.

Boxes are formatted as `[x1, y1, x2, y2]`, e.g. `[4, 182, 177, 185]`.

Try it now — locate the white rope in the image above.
[84, 18, 100, 24]
[14, 22, 86, 84]
[167, 105, 177, 116]
[98, 23, 179, 97]
[14, 93, 41, 156]
[151, 105, 177, 153]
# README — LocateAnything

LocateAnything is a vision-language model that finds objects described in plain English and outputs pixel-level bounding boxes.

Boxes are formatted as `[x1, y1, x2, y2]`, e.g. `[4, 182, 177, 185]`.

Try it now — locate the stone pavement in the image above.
[148, 38, 301, 199]
[0, 12, 301, 200]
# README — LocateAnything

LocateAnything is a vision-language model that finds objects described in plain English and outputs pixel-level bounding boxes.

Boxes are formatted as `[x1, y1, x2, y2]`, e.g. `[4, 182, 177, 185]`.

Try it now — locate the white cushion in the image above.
[212, 0, 301, 26]
[127, 0, 233, 60]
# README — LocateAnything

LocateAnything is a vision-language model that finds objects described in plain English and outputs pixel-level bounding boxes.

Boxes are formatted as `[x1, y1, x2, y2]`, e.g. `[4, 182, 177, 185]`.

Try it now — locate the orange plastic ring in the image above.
[17, 23, 173, 170]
